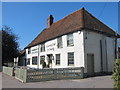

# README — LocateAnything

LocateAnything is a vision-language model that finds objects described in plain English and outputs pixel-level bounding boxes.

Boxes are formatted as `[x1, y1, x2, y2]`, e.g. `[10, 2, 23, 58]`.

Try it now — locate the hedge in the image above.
[112, 59, 120, 89]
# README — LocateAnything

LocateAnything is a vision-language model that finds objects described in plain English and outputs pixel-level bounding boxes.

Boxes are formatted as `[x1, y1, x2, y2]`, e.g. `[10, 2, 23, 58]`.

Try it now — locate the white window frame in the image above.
[56, 54, 60, 65]
[68, 52, 74, 66]
[57, 37, 63, 48]
[32, 56, 37, 65]
[67, 33, 74, 46]
[41, 43, 45, 52]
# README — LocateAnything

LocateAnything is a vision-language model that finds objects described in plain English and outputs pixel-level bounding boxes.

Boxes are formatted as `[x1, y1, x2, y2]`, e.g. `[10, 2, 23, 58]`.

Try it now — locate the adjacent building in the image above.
[24, 8, 119, 76]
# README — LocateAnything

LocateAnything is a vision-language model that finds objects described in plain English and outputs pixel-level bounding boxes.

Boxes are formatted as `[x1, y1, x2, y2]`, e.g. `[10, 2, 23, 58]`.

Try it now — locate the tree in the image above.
[2, 26, 19, 67]
[112, 59, 120, 89]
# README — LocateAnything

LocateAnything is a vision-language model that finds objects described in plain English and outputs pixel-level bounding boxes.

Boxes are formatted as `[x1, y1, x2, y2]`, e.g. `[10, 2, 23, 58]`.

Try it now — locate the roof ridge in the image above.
[25, 8, 117, 49]
[83, 9, 114, 32]
[50, 8, 85, 26]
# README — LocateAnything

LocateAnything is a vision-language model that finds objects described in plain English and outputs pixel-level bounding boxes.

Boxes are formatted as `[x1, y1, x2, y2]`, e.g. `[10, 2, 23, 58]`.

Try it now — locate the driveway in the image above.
[2, 73, 114, 88]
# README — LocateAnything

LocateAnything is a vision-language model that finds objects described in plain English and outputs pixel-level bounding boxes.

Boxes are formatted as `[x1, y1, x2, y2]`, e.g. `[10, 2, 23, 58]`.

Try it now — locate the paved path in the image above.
[2, 73, 114, 88]
[0, 72, 2, 89]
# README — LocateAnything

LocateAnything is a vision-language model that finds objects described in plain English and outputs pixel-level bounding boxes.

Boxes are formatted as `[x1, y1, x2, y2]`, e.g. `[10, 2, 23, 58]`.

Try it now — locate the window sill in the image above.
[67, 45, 74, 47]
[41, 51, 45, 52]
[58, 47, 63, 49]
[68, 64, 74, 66]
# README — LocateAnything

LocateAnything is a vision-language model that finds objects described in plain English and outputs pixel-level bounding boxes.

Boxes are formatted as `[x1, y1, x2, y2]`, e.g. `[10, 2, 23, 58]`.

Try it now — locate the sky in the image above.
[2, 2, 119, 50]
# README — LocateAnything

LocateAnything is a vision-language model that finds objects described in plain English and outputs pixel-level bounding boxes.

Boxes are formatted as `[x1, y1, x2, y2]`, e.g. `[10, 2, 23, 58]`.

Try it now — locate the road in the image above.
[2, 73, 114, 88]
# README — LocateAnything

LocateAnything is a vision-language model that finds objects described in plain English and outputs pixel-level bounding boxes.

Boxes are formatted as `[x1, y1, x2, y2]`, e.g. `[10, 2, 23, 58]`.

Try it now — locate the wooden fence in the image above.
[27, 67, 84, 82]
[15, 68, 27, 82]
[3, 66, 84, 83]
[3, 66, 13, 76]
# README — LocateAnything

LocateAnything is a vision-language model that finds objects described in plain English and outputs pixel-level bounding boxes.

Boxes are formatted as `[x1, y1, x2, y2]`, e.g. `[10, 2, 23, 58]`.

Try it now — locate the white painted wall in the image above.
[83, 30, 115, 73]
[26, 45, 39, 68]
[106, 37, 115, 72]
[26, 31, 85, 69]
[26, 30, 115, 74]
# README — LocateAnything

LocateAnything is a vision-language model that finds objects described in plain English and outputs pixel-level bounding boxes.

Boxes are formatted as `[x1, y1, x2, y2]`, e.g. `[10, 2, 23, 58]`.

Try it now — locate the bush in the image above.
[42, 61, 46, 68]
[112, 59, 120, 89]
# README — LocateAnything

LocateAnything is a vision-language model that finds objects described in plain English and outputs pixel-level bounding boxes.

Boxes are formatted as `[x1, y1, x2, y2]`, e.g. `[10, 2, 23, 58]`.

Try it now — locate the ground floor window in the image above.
[56, 54, 60, 65]
[68, 52, 74, 65]
[40, 56, 45, 64]
[32, 56, 37, 65]
[27, 58, 30, 65]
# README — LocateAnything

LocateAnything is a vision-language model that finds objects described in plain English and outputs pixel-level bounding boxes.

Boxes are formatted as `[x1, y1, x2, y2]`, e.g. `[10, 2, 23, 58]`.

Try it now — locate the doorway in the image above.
[47, 54, 53, 68]
[87, 54, 94, 76]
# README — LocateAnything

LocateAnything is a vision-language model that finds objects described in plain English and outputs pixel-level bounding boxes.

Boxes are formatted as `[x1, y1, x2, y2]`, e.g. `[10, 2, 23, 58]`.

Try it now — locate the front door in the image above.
[47, 54, 53, 68]
[87, 54, 94, 76]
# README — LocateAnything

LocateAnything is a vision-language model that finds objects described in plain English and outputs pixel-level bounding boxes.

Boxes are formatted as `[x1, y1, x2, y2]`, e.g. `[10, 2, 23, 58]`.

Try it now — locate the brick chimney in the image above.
[47, 15, 54, 28]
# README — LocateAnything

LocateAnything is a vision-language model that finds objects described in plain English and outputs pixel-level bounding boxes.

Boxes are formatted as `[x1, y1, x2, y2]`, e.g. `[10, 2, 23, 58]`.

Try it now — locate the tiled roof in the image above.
[19, 49, 25, 56]
[25, 8, 117, 48]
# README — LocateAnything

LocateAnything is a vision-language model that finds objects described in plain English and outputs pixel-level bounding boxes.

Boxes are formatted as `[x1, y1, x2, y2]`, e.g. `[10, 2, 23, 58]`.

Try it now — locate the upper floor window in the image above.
[32, 56, 37, 65]
[57, 37, 63, 48]
[56, 54, 60, 65]
[28, 48, 31, 54]
[67, 33, 74, 46]
[68, 52, 74, 66]
[27, 58, 30, 65]
[41, 43, 45, 52]
[32, 48, 38, 54]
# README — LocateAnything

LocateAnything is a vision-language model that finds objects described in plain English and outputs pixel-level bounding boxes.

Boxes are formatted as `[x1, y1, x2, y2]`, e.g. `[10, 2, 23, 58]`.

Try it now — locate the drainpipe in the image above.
[115, 32, 118, 59]
[37, 45, 40, 69]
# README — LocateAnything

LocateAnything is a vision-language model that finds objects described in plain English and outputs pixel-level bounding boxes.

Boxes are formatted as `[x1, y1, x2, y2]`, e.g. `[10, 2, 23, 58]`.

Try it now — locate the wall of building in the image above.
[26, 45, 39, 68]
[106, 37, 115, 72]
[83, 30, 115, 73]
[26, 29, 115, 74]
[26, 31, 85, 69]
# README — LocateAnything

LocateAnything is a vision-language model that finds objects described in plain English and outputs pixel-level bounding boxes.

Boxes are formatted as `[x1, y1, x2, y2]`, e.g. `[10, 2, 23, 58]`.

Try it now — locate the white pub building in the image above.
[25, 8, 119, 76]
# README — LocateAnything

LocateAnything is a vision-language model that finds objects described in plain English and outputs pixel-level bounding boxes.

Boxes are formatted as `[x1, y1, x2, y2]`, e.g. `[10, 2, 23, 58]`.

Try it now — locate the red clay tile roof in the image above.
[19, 49, 25, 56]
[25, 8, 117, 48]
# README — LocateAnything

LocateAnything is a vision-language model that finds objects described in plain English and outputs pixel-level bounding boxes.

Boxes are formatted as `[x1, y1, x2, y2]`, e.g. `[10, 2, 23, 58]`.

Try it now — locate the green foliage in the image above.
[48, 60, 52, 65]
[112, 59, 120, 89]
[2, 26, 20, 66]
[42, 61, 46, 68]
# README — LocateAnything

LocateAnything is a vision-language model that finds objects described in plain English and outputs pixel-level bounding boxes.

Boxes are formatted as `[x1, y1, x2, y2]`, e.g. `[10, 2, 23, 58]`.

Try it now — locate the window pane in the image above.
[32, 57, 37, 65]
[56, 54, 60, 65]
[67, 34, 74, 46]
[41, 43, 45, 52]
[40, 56, 45, 64]
[27, 58, 30, 65]
[68, 52, 74, 65]
[28, 48, 31, 54]
[57, 37, 62, 48]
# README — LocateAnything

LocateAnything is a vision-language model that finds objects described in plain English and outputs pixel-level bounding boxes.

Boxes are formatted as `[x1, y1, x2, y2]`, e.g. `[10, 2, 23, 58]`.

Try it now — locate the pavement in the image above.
[2, 72, 114, 88]
[0, 72, 2, 89]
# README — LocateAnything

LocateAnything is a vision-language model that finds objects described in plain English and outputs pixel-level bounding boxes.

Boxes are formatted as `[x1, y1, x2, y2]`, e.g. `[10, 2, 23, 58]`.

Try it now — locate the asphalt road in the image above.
[2, 73, 114, 88]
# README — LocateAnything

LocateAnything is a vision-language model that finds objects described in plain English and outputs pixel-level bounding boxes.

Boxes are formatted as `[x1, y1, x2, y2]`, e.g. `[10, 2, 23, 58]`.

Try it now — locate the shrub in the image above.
[112, 59, 120, 89]
[42, 61, 46, 68]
